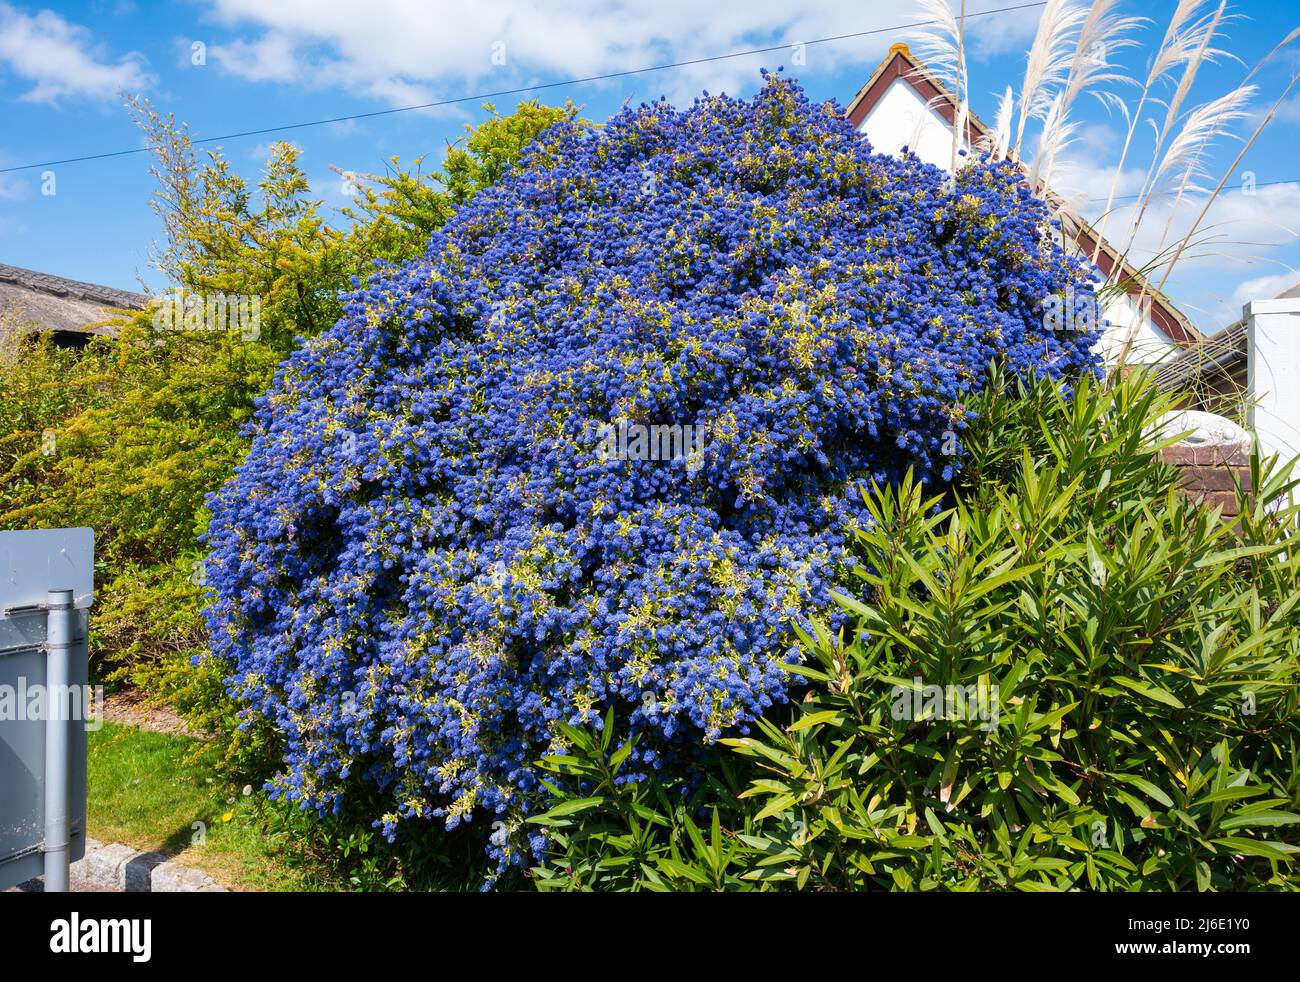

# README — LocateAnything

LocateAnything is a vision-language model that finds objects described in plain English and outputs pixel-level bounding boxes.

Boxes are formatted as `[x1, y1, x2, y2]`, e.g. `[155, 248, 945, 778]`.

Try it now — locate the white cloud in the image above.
[209, 32, 300, 83]
[0, 2, 153, 103]
[1275, 94, 1300, 126]
[1229, 269, 1300, 310]
[197, 0, 1029, 108]
[347, 72, 436, 111]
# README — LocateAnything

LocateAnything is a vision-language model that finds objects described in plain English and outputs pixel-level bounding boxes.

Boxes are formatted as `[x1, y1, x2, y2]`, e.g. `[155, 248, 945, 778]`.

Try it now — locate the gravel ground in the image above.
[102, 689, 198, 738]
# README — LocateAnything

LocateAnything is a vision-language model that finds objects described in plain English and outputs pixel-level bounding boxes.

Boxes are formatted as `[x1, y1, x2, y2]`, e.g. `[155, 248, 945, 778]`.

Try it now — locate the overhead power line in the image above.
[0, 2, 1049, 175]
[1091, 178, 1300, 204]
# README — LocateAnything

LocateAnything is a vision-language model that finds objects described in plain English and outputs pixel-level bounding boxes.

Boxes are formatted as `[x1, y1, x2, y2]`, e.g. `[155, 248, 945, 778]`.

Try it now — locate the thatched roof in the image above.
[0, 262, 148, 338]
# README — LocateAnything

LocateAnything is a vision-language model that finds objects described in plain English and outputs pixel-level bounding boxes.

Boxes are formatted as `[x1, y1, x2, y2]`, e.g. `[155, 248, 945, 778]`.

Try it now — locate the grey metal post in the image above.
[43, 588, 76, 892]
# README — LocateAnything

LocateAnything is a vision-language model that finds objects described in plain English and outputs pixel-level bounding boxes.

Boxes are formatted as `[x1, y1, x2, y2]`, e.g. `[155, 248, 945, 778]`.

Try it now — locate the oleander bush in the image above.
[531, 371, 1300, 890]
[203, 72, 1099, 880]
[527, 708, 759, 891]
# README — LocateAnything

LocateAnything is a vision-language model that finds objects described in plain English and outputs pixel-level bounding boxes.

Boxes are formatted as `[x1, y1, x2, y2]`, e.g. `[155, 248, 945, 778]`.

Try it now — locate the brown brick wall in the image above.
[1160, 442, 1251, 518]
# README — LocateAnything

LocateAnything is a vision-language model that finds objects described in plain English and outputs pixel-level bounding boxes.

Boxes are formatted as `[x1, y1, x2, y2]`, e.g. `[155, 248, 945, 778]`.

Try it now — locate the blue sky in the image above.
[0, 0, 1298, 333]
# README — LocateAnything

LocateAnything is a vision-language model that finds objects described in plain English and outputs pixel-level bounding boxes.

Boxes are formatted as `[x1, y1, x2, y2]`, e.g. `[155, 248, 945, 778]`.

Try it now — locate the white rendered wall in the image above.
[1089, 284, 1180, 366]
[1246, 296, 1300, 464]
[857, 77, 970, 170]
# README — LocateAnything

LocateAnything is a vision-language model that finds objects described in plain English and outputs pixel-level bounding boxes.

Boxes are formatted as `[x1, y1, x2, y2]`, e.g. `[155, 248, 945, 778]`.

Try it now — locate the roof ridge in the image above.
[0, 262, 148, 310]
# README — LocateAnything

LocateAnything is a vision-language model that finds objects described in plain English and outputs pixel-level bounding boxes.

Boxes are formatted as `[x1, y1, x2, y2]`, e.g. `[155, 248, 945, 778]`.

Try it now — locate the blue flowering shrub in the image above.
[203, 73, 1099, 876]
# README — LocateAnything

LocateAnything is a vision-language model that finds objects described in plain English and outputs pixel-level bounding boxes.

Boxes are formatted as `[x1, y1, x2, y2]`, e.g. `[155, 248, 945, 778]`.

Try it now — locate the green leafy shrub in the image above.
[0, 321, 285, 777]
[727, 371, 1300, 890]
[252, 783, 497, 891]
[529, 371, 1300, 890]
[527, 709, 757, 891]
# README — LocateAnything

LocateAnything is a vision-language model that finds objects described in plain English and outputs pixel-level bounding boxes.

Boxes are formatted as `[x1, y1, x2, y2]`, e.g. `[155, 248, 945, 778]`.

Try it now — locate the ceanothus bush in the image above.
[203, 73, 1100, 878]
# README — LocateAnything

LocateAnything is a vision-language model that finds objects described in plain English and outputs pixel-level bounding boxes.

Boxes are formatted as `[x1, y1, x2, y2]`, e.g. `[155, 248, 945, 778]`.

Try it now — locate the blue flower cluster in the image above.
[203, 73, 1099, 874]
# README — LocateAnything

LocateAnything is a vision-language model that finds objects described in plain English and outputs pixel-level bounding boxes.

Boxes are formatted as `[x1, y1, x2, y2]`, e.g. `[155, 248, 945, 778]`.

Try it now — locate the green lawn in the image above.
[88, 721, 331, 891]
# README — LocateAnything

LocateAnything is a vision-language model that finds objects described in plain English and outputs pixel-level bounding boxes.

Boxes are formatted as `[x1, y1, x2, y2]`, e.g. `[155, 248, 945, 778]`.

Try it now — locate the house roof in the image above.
[846, 43, 1201, 349]
[1152, 282, 1300, 392]
[0, 262, 147, 337]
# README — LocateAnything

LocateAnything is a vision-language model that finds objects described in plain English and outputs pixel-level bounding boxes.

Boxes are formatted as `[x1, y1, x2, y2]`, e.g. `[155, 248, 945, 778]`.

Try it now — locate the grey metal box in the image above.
[0, 529, 93, 890]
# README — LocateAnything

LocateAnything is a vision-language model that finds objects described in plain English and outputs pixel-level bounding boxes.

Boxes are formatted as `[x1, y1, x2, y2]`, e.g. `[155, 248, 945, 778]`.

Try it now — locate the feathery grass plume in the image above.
[1013, 0, 1087, 157]
[1121, 83, 1255, 331]
[1153, 83, 1256, 198]
[1148, 1, 1232, 79]
[1030, 0, 1143, 193]
[1091, 0, 1216, 262]
[953, 0, 968, 173]
[1138, 85, 1258, 314]
[1060, 0, 1145, 117]
[1155, 33, 1300, 294]
[1029, 94, 1078, 189]
[1115, 26, 1299, 370]
[990, 84, 1013, 159]
[909, 0, 966, 91]
[908, 0, 969, 171]
[952, 94, 969, 173]
[1117, 0, 1228, 263]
